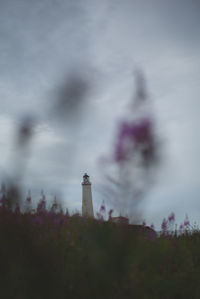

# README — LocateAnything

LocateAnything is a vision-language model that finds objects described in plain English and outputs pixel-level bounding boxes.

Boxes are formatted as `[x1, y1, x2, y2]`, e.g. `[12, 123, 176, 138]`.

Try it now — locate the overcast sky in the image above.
[0, 0, 199, 228]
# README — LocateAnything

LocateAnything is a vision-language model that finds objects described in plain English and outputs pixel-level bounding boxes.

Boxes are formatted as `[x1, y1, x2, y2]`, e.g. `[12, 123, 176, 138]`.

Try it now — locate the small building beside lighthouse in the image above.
[82, 173, 94, 218]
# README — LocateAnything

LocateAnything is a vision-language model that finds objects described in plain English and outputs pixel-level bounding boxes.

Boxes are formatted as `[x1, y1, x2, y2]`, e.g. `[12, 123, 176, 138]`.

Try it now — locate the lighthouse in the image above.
[82, 173, 94, 218]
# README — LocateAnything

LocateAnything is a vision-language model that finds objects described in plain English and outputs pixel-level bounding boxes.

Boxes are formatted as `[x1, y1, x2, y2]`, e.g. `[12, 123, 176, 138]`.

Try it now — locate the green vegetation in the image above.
[0, 203, 200, 299]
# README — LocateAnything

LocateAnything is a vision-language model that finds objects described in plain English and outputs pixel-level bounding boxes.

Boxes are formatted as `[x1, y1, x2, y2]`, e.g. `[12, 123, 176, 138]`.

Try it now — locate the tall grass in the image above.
[0, 196, 199, 299]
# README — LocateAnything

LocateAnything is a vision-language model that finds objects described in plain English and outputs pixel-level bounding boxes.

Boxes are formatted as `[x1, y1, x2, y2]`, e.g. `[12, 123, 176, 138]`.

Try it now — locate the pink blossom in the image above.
[168, 212, 175, 223]
[26, 196, 31, 203]
[37, 198, 46, 213]
[115, 118, 153, 162]
[179, 224, 184, 230]
[100, 204, 106, 213]
[184, 220, 190, 227]
[161, 218, 168, 232]
[150, 223, 155, 230]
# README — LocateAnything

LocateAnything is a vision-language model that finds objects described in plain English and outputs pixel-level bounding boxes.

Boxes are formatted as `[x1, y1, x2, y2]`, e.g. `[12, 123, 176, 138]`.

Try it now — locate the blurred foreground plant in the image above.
[101, 71, 159, 223]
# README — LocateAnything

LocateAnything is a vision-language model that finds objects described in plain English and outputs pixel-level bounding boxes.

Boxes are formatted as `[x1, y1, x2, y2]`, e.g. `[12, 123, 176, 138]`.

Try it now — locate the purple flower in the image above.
[179, 224, 184, 230]
[96, 212, 104, 222]
[26, 196, 31, 203]
[168, 212, 175, 223]
[114, 118, 153, 162]
[132, 119, 152, 143]
[37, 198, 46, 213]
[161, 218, 168, 232]
[100, 204, 106, 213]
[150, 223, 155, 230]
[184, 220, 190, 227]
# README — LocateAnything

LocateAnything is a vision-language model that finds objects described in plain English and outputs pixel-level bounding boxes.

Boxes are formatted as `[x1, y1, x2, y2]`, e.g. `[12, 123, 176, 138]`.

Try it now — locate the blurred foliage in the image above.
[0, 198, 200, 299]
[101, 71, 160, 222]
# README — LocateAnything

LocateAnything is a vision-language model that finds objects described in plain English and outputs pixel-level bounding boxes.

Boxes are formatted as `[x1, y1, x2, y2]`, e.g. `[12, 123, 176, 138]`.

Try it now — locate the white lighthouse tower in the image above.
[82, 173, 94, 218]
